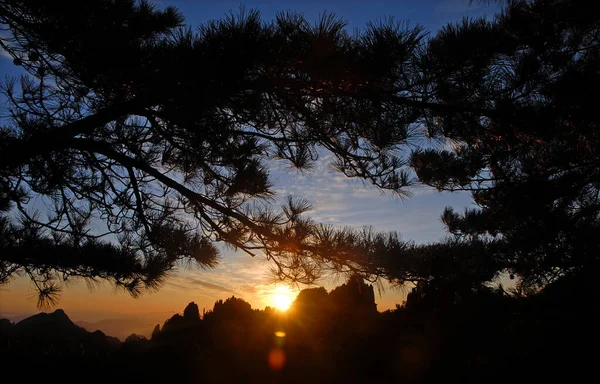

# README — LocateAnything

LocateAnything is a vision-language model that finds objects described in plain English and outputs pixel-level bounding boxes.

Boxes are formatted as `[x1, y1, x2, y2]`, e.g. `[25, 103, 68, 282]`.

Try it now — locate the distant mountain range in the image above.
[75, 317, 162, 340]
[0, 309, 121, 356]
[1, 311, 173, 340]
[0, 309, 135, 382]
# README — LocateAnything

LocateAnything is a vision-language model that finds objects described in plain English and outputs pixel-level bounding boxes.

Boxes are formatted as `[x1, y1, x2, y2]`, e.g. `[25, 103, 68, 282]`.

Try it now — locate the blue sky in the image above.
[167, 0, 494, 33]
[0, 0, 499, 323]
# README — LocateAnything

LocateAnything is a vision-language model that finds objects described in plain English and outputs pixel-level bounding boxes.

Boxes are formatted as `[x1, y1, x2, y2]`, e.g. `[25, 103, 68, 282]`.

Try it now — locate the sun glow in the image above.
[269, 285, 296, 311]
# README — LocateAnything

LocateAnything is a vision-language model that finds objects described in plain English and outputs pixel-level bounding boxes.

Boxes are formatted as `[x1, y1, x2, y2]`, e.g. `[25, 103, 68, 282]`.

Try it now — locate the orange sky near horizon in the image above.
[0, 275, 410, 322]
[0, 251, 411, 322]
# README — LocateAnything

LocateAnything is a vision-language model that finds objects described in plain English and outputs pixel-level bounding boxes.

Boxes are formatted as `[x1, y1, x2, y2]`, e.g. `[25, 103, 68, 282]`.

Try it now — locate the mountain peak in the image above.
[52, 308, 69, 318]
[15, 308, 77, 333]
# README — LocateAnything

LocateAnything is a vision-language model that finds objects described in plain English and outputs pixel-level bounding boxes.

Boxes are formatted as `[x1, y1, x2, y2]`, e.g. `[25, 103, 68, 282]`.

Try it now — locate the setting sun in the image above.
[269, 285, 296, 311]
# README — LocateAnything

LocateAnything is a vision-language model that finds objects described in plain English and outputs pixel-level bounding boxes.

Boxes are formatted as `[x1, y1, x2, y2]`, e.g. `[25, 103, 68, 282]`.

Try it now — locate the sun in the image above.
[273, 294, 293, 311]
[269, 285, 296, 312]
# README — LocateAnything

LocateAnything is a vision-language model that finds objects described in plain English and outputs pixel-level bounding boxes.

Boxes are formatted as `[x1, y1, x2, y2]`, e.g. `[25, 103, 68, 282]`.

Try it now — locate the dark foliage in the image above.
[1, 0, 598, 309]
[410, 0, 600, 290]
[0, 0, 426, 304]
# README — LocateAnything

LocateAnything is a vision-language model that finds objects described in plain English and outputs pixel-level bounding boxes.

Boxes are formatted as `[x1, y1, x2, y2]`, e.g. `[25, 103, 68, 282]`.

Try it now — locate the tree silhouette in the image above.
[1, 0, 598, 306]
[0, 0, 428, 304]
[409, 0, 600, 290]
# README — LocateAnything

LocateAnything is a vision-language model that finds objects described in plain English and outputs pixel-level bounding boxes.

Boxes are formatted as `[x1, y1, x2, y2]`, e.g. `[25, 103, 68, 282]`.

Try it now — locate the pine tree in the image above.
[0, 0, 425, 304]
[2, 0, 597, 306]
[410, 0, 600, 291]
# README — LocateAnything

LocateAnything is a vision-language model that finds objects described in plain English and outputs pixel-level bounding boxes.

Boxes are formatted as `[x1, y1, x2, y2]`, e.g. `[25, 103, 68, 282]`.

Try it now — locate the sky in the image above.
[0, 0, 498, 332]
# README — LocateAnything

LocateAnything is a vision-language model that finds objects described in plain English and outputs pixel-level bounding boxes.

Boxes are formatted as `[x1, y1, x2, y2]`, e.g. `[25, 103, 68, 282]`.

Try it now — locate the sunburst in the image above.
[269, 285, 296, 311]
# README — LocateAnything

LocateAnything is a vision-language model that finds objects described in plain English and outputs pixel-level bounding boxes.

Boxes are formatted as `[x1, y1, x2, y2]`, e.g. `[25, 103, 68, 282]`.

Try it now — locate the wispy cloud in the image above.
[165, 281, 189, 290]
[268, 153, 473, 243]
[189, 279, 237, 293]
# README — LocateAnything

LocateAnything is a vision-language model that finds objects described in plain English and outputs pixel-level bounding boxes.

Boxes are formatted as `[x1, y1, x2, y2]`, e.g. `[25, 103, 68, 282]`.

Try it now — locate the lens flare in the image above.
[268, 348, 286, 370]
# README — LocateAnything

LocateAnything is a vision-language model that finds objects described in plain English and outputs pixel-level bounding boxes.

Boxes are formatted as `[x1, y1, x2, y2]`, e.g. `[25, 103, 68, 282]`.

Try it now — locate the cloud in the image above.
[189, 279, 237, 293]
[267, 153, 476, 244]
[161, 250, 280, 306]
[165, 281, 189, 290]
